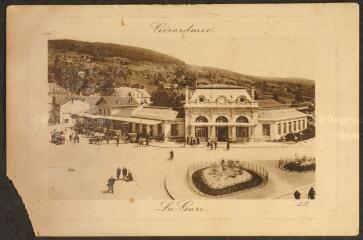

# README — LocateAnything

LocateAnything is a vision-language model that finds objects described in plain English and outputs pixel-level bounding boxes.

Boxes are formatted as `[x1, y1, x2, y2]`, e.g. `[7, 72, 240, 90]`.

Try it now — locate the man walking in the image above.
[69, 133, 73, 143]
[214, 141, 217, 150]
[116, 136, 119, 146]
[122, 167, 128, 180]
[226, 141, 230, 150]
[106, 176, 116, 194]
[169, 150, 174, 160]
[116, 167, 121, 180]
[308, 187, 315, 199]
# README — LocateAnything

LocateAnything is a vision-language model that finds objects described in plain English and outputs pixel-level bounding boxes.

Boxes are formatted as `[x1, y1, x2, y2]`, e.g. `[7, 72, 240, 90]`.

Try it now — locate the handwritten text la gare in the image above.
[156, 200, 207, 212]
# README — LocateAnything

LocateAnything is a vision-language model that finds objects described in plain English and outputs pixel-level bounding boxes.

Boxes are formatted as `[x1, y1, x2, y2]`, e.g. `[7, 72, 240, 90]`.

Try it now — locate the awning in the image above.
[77, 113, 162, 125]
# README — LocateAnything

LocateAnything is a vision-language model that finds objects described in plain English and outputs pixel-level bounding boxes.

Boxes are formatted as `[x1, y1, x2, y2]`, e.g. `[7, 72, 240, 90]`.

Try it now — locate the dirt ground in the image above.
[48, 130, 315, 200]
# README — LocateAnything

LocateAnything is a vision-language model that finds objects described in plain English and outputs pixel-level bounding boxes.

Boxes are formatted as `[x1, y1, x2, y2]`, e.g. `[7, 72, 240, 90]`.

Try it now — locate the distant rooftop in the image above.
[196, 84, 245, 89]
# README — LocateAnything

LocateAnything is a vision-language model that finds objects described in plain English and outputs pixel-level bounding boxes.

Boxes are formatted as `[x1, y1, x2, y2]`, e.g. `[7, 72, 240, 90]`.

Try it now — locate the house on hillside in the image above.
[113, 87, 151, 105]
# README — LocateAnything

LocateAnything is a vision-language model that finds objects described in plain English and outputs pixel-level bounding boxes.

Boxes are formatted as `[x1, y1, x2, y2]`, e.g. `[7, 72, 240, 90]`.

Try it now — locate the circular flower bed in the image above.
[283, 161, 315, 172]
[190, 161, 267, 196]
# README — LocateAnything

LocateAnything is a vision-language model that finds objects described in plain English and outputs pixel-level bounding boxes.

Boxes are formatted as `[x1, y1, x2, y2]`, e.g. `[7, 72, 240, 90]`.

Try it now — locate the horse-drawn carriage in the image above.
[51, 131, 65, 145]
[88, 134, 104, 144]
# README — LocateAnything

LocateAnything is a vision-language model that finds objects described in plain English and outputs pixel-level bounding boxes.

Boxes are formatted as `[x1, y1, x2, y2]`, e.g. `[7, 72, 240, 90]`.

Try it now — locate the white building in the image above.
[184, 84, 308, 142]
[113, 87, 151, 105]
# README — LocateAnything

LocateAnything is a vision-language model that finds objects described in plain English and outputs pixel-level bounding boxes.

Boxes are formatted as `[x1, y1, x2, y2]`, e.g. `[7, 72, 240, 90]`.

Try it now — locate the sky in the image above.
[35, 5, 324, 80]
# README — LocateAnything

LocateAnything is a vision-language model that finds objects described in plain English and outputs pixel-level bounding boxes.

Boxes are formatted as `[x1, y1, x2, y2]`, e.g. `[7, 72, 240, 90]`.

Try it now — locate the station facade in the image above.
[61, 84, 308, 142]
[184, 84, 308, 142]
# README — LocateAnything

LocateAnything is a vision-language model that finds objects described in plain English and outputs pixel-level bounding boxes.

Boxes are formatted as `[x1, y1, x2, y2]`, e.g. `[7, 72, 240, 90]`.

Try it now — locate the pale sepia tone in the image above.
[6, 4, 359, 236]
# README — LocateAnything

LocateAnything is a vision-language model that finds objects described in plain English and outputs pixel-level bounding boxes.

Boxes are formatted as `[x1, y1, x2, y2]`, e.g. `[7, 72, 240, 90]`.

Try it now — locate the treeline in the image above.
[49, 39, 185, 65]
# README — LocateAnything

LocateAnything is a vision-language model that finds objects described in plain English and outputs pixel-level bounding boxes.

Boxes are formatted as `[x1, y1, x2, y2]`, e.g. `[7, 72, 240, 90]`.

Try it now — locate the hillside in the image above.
[48, 39, 314, 105]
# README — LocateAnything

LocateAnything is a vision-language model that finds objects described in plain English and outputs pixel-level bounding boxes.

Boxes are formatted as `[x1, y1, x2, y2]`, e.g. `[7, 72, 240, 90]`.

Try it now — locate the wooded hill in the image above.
[48, 39, 315, 107]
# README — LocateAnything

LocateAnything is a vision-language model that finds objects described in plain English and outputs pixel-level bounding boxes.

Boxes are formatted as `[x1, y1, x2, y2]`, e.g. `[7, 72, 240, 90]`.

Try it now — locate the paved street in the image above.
[48, 132, 315, 200]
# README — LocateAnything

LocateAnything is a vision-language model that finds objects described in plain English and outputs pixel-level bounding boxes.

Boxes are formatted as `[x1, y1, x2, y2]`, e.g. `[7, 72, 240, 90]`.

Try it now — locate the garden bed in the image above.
[192, 167, 264, 196]
[283, 161, 315, 172]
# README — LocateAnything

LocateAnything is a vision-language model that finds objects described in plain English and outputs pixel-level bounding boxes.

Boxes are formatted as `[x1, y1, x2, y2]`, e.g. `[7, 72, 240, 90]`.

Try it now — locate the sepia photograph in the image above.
[48, 39, 316, 200]
[6, 4, 358, 236]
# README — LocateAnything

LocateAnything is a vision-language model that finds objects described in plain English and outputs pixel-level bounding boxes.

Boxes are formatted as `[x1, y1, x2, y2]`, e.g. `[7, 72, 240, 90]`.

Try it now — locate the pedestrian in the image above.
[210, 141, 214, 150]
[127, 170, 133, 182]
[308, 187, 315, 199]
[76, 134, 80, 143]
[186, 137, 190, 145]
[116, 167, 121, 180]
[227, 141, 230, 150]
[294, 190, 301, 199]
[122, 167, 127, 180]
[69, 133, 73, 143]
[106, 136, 109, 144]
[207, 139, 210, 147]
[116, 136, 119, 146]
[197, 137, 200, 145]
[106, 176, 116, 194]
[214, 141, 217, 150]
[169, 150, 174, 160]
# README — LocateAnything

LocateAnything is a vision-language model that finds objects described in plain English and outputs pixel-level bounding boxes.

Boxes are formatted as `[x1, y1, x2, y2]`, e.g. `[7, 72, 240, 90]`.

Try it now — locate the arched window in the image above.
[236, 116, 249, 123]
[196, 116, 208, 122]
[216, 116, 228, 123]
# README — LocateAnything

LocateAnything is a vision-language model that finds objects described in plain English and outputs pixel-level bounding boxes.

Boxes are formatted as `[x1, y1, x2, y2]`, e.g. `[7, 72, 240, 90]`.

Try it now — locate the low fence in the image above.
[278, 156, 316, 172]
[187, 159, 269, 197]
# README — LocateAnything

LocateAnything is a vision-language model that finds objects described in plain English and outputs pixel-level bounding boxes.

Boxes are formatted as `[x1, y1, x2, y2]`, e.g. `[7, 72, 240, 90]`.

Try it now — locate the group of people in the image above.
[207, 139, 218, 150]
[186, 137, 200, 145]
[105, 166, 134, 194]
[294, 187, 316, 199]
[69, 132, 80, 144]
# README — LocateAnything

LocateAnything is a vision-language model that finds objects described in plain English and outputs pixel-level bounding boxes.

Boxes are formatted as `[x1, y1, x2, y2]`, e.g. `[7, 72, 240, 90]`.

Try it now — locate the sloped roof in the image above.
[85, 106, 100, 114]
[48, 83, 68, 94]
[69, 96, 102, 106]
[53, 95, 69, 105]
[197, 84, 244, 89]
[138, 89, 151, 98]
[113, 87, 131, 96]
[114, 87, 151, 98]
[259, 108, 307, 121]
[132, 106, 178, 121]
[97, 96, 135, 106]
[190, 87, 253, 102]
[113, 107, 138, 118]
[258, 99, 286, 108]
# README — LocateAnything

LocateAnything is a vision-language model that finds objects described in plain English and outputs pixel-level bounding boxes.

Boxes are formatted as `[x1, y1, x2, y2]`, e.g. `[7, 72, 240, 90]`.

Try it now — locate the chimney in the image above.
[251, 86, 255, 101]
[185, 86, 189, 104]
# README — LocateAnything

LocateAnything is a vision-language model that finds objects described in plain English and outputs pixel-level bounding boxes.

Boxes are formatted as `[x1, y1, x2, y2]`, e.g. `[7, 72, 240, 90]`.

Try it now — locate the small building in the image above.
[48, 83, 69, 124]
[76, 101, 180, 141]
[113, 87, 151, 105]
[59, 96, 101, 125]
